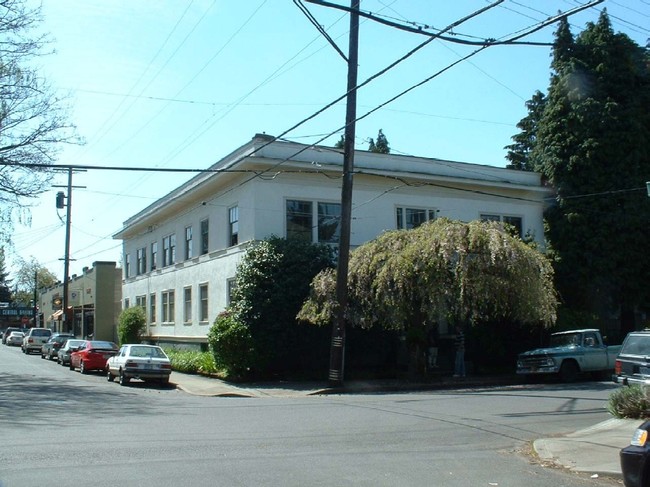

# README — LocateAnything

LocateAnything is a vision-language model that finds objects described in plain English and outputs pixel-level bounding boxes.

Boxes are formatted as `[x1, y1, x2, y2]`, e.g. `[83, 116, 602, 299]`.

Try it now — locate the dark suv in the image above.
[613, 331, 650, 386]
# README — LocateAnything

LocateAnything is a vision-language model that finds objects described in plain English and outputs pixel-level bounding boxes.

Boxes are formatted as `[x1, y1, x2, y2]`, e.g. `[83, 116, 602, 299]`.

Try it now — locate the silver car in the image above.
[7, 331, 24, 346]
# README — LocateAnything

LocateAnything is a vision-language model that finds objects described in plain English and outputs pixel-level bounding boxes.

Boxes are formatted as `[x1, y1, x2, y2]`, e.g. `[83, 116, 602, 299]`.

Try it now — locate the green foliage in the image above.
[207, 310, 254, 377]
[117, 307, 146, 345]
[607, 385, 650, 419]
[368, 129, 390, 154]
[0, 248, 12, 303]
[12, 257, 58, 306]
[508, 12, 650, 334]
[299, 218, 558, 333]
[163, 348, 220, 375]
[334, 135, 345, 149]
[227, 236, 334, 376]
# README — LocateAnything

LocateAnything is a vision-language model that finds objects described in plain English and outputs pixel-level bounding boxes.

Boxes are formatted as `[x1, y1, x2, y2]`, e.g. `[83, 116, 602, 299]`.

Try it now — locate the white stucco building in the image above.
[114, 134, 551, 347]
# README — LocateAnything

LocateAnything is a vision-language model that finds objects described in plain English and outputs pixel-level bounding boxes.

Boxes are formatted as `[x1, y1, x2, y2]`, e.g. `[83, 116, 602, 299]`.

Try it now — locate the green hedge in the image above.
[164, 348, 222, 376]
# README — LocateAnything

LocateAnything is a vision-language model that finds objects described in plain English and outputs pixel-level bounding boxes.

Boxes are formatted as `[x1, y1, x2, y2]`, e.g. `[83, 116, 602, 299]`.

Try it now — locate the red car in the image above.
[69, 340, 119, 374]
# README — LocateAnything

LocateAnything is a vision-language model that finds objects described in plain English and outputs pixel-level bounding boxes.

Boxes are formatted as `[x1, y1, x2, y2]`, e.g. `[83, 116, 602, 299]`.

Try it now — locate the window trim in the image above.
[199, 283, 209, 322]
[185, 226, 193, 260]
[229, 206, 239, 246]
[396, 206, 437, 230]
[183, 286, 192, 324]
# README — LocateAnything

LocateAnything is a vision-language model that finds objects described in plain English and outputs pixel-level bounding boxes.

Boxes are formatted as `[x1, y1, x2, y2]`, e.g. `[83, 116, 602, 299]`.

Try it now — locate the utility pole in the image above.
[329, 0, 360, 388]
[33, 270, 38, 327]
[62, 167, 72, 333]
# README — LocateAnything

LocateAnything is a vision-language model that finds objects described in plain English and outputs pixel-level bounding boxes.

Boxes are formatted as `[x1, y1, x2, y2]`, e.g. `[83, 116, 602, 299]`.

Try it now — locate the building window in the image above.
[185, 226, 193, 260]
[183, 286, 192, 323]
[480, 214, 523, 238]
[136, 247, 147, 275]
[150, 242, 158, 271]
[162, 290, 175, 323]
[199, 283, 208, 322]
[124, 298, 130, 309]
[200, 218, 209, 255]
[149, 293, 156, 325]
[135, 295, 146, 311]
[396, 207, 436, 230]
[317, 202, 341, 244]
[286, 200, 312, 242]
[229, 206, 239, 246]
[227, 278, 236, 305]
[163, 234, 176, 267]
[124, 254, 131, 278]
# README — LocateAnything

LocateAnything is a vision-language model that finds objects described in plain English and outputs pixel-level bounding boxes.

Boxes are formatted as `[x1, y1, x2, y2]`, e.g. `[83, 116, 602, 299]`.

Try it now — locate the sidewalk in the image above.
[169, 371, 637, 480]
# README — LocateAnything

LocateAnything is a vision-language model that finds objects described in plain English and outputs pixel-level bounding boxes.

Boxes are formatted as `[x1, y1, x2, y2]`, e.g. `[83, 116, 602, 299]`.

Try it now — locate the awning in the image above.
[49, 309, 63, 321]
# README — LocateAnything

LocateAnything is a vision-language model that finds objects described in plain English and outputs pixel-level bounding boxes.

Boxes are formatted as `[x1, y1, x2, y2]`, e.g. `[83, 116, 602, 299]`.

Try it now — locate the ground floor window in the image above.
[162, 290, 175, 323]
[396, 207, 436, 230]
[480, 213, 523, 237]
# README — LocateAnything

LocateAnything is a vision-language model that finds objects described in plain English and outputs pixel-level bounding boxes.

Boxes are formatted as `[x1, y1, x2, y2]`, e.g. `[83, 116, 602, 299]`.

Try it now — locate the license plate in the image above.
[144, 364, 153, 370]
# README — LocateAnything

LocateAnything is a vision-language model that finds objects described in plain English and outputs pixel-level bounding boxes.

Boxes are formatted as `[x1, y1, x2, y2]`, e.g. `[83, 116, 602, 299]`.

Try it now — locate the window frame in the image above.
[150, 241, 158, 271]
[149, 292, 156, 325]
[183, 286, 192, 323]
[396, 206, 437, 230]
[229, 206, 239, 246]
[161, 290, 175, 324]
[200, 218, 209, 255]
[185, 225, 193, 260]
[199, 283, 209, 322]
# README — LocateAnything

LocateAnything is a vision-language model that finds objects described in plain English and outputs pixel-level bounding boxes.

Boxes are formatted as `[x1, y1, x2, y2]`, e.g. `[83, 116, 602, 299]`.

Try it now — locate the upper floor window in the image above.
[124, 254, 131, 279]
[480, 214, 523, 238]
[136, 247, 147, 275]
[318, 202, 341, 244]
[396, 207, 436, 230]
[200, 218, 209, 255]
[135, 294, 146, 311]
[287, 199, 341, 243]
[185, 226, 193, 260]
[287, 200, 312, 242]
[163, 234, 176, 267]
[229, 206, 239, 246]
[150, 242, 158, 271]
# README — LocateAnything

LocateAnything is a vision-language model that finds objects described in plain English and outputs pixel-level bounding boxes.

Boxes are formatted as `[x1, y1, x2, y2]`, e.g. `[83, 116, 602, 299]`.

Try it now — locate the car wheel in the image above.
[107, 369, 115, 382]
[80, 361, 87, 374]
[559, 361, 579, 383]
[119, 370, 130, 386]
[41, 352, 45, 359]
[48, 351, 54, 361]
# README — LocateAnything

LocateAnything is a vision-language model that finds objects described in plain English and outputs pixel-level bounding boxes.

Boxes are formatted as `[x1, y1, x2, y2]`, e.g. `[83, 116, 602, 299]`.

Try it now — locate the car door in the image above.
[72, 342, 87, 367]
[581, 332, 605, 371]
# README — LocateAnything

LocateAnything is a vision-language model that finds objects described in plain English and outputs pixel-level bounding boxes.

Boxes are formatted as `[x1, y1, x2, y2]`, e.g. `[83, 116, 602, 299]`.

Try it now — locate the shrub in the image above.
[117, 307, 146, 345]
[164, 348, 219, 375]
[607, 385, 650, 419]
[207, 310, 255, 378]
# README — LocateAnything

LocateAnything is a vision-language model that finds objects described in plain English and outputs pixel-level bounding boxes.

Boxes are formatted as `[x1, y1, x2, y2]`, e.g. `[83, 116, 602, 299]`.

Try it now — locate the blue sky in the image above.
[9, 0, 650, 279]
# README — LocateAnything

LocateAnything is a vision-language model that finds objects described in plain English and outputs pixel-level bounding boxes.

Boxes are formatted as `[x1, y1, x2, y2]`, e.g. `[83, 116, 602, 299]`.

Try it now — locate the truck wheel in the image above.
[559, 361, 579, 382]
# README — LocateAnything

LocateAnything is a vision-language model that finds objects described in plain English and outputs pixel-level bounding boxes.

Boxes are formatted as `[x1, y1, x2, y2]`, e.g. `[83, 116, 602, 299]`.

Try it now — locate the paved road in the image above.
[0, 344, 622, 486]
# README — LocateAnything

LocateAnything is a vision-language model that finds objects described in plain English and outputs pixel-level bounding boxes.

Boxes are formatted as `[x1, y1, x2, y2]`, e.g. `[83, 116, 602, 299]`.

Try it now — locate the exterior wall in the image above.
[116, 135, 551, 346]
[39, 261, 122, 341]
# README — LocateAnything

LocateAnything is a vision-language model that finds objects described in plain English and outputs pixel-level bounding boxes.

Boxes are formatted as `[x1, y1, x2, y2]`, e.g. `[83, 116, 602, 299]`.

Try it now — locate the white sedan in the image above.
[106, 344, 172, 386]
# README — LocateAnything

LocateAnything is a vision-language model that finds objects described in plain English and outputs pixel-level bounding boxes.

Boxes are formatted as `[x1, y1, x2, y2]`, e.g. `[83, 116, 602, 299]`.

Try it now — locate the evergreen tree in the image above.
[0, 248, 13, 303]
[504, 91, 546, 171]
[368, 129, 390, 153]
[334, 135, 345, 149]
[530, 11, 650, 334]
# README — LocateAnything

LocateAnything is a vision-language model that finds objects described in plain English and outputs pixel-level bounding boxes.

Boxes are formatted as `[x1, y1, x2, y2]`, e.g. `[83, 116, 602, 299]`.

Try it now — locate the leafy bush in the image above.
[607, 385, 650, 419]
[117, 307, 146, 345]
[164, 348, 220, 375]
[207, 310, 255, 378]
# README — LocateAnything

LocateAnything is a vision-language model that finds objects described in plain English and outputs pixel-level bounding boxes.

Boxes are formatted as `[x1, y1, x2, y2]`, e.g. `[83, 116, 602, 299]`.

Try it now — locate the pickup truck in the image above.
[516, 329, 621, 382]
[612, 330, 650, 386]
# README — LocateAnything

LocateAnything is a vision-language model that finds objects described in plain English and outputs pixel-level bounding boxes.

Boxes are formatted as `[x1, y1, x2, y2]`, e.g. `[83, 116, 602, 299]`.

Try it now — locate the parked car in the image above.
[69, 340, 118, 374]
[57, 339, 86, 366]
[613, 331, 650, 386]
[620, 420, 650, 487]
[2, 327, 22, 345]
[6, 331, 24, 346]
[516, 329, 621, 382]
[21, 328, 52, 354]
[41, 333, 76, 360]
[106, 344, 172, 386]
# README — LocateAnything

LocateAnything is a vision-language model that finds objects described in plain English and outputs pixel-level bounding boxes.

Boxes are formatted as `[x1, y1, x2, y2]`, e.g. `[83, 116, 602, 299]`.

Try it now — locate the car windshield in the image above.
[10, 332, 23, 337]
[549, 333, 581, 347]
[63, 340, 84, 349]
[130, 346, 166, 358]
[621, 335, 650, 356]
[31, 329, 51, 337]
